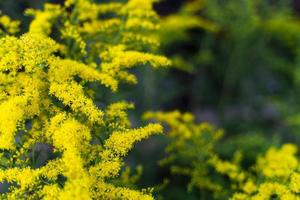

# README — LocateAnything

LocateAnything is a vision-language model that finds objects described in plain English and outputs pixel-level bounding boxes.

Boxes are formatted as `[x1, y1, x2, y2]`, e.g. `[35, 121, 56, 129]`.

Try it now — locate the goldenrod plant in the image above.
[145, 111, 300, 199]
[2, 0, 300, 200]
[231, 144, 300, 200]
[144, 111, 230, 198]
[0, 0, 170, 199]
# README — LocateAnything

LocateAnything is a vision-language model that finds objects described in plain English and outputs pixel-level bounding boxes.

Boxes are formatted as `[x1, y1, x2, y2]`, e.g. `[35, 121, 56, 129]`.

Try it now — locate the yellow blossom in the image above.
[257, 144, 298, 178]
[290, 172, 300, 193]
[0, 0, 169, 199]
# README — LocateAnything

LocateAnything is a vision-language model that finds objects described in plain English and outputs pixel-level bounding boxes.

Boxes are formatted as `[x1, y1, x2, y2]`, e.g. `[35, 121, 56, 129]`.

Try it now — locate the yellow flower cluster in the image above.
[26, 0, 171, 82]
[0, 0, 169, 199]
[26, 4, 62, 35]
[0, 15, 20, 36]
[144, 111, 226, 197]
[145, 111, 300, 199]
[209, 154, 246, 185]
[100, 45, 170, 84]
[231, 144, 300, 200]
[144, 111, 300, 199]
[257, 144, 298, 178]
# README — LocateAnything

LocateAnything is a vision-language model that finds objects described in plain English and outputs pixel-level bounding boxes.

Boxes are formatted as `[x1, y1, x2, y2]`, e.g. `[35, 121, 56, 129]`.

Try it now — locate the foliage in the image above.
[157, 0, 300, 134]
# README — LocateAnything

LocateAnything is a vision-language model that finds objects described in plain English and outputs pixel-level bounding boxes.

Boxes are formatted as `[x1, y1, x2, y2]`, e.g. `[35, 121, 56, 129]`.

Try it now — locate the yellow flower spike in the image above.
[41, 184, 61, 200]
[0, 74, 42, 150]
[97, 3, 123, 14]
[0, 97, 27, 149]
[94, 182, 154, 200]
[242, 180, 257, 194]
[290, 172, 300, 193]
[106, 101, 135, 130]
[49, 58, 118, 91]
[81, 19, 121, 35]
[231, 193, 249, 200]
[46, 114, 92, 199]
[104, 123, 163, 157]
[26, 4, 62, 35]
[48, 58, 121, 123]
[61, 21, 87, 55]
[100, 45, 171, 84]
[49, 81, 104, 123]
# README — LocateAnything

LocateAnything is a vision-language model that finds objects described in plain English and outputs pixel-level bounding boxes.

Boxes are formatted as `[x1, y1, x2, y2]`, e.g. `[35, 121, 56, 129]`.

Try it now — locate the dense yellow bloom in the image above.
[0, 0, 169, 199]
[231, 144, 300, 200]
[250, 183, 298, 200]
[26, 4, 62, 35]
[0, 34, 58, 73]
[256, 144, 298, 178]
[291, 172, 300, 193]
